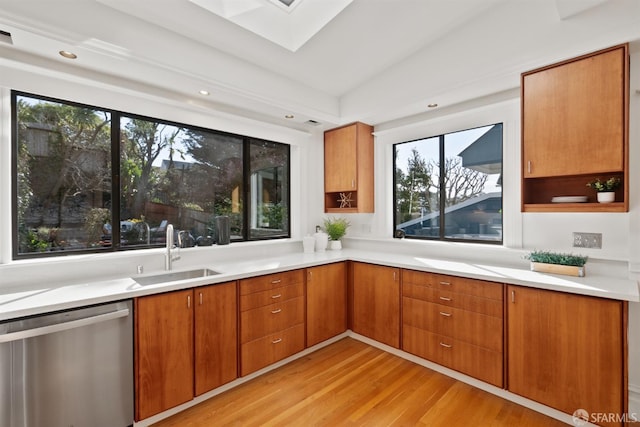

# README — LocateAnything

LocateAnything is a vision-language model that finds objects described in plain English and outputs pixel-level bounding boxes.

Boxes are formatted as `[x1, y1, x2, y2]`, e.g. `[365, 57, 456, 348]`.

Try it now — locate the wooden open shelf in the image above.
[521, 171, 627, 213]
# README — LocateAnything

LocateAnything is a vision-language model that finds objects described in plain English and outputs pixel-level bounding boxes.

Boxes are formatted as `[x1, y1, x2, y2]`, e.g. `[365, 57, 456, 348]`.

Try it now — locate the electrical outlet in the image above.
[573, 232, 602, 249]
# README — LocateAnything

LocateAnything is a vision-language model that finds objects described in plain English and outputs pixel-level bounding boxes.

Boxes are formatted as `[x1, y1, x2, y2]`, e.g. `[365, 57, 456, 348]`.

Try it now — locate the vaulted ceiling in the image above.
[0, 0, 638, 131]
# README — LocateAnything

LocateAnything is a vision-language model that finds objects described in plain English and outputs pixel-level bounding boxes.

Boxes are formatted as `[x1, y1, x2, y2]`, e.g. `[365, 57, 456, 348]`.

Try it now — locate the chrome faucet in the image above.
[165, 224, 180, 270]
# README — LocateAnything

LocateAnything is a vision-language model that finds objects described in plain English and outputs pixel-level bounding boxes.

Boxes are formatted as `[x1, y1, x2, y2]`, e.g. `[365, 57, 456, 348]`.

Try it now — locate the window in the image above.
[13, 92, 290, 258]
[393, 124, 502, 243]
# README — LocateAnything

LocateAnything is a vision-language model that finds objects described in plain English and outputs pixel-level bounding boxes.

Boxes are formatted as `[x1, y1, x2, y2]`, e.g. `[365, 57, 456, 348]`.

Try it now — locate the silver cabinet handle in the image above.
[439, 342, 452, 348]
[439, 296, 451, 302]
[511, 290, 515, 303]
[271, 279, 282, 284]
[199, 292, 203, 305]
[351, 179, 355, 188]
[527, 160, 532, 174]
[271, 308, 282, 314]
[271, 294, 282, 299]
[272, 338, 282, 344]
[439, 311, 452, 317]
[439, 281, 451, 286]
[187, 295, 191, 308]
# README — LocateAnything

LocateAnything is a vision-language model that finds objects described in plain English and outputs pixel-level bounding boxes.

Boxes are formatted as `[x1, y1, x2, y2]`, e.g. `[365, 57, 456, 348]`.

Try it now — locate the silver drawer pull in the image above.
[272, 338, 282, 344]
[440, 342, 452, 348]
[439, 281, 451, 286]
[439, 311, 452, 317]
[271, 279, 282, 284]
[271, 308, 282, 314]
[271, 294, 282, 299]
[439, 296, 451, 301]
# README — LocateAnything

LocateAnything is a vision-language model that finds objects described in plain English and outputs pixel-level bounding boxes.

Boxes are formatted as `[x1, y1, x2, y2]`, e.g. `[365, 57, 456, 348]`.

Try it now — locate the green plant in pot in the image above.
[586, 177, 621, 203]
[525, 250, 588, 277]
[323, 217, 350, 250]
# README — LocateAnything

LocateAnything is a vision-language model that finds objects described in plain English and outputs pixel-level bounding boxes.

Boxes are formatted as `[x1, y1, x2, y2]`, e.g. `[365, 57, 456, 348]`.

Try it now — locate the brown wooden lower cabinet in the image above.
[306, 262, 347, 347]
[194, 282, 238, 396]
[401, 270, 504, 388]
[135, 289, 194, 421]
[239, 270, 305, 376]
[240, 324, 305, 375]
[351, 262, 400, 348]
[507, 285, 626, 427]
[403, 324, 503, 387]
[134, 282, 238, 421]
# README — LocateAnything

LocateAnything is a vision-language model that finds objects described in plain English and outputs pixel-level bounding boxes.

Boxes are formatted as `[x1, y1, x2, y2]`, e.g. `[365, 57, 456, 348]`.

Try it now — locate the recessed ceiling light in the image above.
[59, 50, 77, 59]
[428, 103, 438, 108]
[199, 90, 210, 96]
[285, 114, 294, 119]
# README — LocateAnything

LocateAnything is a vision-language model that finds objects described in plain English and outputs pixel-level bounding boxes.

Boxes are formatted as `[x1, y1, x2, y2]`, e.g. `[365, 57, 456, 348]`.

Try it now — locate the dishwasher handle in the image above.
[0, 308, 130, 344]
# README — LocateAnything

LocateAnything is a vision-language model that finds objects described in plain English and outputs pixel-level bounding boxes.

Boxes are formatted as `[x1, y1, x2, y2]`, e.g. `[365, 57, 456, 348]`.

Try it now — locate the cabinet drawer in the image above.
[403, 270, 503, 301]
[240, 283, 304, 311]
[240, 297, 304, 343]
[403, 297, 502, 352]
[240, 269, 304, 295]
[403, 324, 503, 387]
[241, 324, 305, 376]
[402, 282, 502, 317]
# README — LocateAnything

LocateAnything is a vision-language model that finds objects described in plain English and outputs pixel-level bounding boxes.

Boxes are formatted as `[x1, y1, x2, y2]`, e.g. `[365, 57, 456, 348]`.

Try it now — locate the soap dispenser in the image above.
[314, 225, 328, 252]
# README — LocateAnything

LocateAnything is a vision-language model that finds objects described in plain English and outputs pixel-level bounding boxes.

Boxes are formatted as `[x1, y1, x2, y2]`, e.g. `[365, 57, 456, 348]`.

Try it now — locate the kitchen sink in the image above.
[134, 268, 220, 286]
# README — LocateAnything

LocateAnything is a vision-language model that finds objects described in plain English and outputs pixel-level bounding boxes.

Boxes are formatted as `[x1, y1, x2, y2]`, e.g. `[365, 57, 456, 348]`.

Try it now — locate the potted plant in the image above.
[586, 177, 621, 203]
[525, 250, 588, 277]
[323, 217, 350, 250]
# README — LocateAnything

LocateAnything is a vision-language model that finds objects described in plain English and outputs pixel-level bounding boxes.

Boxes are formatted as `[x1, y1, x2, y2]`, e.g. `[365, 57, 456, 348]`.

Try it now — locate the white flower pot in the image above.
[597, 192, 615, 203]
[329, 240, 342, 250]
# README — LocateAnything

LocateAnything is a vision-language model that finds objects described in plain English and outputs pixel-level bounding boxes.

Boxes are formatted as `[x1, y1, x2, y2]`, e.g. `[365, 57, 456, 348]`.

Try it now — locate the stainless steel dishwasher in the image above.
[0, 300, 134, 427]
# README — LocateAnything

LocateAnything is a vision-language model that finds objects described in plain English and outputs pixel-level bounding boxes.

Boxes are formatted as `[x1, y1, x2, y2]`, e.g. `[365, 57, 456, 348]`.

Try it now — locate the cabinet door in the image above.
[306, 262, 347, 347]
[522, 46, 625, 178]
[324, 124, 358, 192]
[135, 290, 194, 421]
[507, 285, 625, 427]
[352, 263, 400, 348]
[194, 282, 238, 396]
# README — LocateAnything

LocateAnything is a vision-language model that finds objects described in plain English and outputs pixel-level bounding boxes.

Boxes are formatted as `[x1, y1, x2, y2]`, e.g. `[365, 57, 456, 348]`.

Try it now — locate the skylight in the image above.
[189, 0, 352, 52]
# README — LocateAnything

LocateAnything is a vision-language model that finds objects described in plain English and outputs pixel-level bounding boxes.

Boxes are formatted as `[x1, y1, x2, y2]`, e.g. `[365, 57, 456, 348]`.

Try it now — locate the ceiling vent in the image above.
[0, 30, 13, 45]
[305, 119, 321, 126]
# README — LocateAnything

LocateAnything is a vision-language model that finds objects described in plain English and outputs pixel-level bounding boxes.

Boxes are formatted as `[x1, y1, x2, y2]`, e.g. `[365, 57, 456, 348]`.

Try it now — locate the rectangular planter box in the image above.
[530, 262, 585, 277]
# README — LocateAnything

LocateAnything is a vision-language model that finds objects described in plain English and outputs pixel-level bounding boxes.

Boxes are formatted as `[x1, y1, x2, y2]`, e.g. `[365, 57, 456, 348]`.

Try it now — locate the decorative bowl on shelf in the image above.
[550, 196, 588, 203]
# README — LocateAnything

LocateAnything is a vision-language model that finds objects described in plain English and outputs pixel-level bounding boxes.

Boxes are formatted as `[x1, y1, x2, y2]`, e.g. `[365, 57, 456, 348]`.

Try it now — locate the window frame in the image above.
[11, 90, 291, 259]
[392, 123, 503, 245]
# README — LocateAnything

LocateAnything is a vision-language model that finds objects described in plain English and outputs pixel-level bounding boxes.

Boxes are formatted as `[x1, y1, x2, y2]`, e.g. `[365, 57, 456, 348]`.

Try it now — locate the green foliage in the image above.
[525, 250, 588, 267]
[323, 217, 350, 241]
[84, 208, 111, 246]
[262, 203, 284, 229]
[586, 177, 621, 192]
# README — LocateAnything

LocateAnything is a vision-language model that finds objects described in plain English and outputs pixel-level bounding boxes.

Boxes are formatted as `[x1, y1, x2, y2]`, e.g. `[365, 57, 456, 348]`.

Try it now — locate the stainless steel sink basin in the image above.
[134, 268, 220, 286]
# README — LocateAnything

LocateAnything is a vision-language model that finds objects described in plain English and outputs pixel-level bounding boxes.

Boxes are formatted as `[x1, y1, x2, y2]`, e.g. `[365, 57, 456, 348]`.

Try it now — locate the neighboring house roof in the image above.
[458, 124, 503, 175]
[397, 191, 501, 229]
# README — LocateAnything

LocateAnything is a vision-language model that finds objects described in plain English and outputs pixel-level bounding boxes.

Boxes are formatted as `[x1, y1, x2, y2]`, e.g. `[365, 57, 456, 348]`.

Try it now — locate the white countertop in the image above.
[1, 249, 638, 321]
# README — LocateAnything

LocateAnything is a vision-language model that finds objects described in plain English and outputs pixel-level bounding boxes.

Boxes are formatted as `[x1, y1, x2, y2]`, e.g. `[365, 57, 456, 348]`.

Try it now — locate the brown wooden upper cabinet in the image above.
[521, 43, 629, 212]
[324, 122, 374, 213]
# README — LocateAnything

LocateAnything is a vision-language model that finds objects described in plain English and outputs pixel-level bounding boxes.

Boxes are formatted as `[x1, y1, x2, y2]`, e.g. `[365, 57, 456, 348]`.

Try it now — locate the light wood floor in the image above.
[153, 338, 567, 427]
